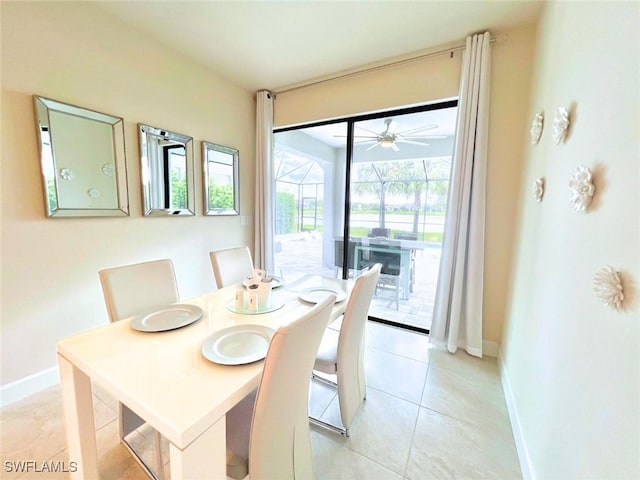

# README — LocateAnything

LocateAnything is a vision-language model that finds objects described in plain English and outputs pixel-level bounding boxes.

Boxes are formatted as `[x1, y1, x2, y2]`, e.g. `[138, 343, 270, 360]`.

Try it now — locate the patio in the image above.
[275, 232, 441, 331]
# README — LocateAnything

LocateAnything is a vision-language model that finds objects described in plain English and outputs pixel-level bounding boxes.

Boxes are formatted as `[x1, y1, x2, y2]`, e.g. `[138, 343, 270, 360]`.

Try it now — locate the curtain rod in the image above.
[273, 35, 498, 95]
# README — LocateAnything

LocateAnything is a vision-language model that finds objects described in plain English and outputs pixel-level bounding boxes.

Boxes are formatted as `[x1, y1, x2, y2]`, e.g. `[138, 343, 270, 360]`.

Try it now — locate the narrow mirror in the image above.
[202, 141, 239, 216]
[139, 124, 195, 216]
[33, 96, 129, 217]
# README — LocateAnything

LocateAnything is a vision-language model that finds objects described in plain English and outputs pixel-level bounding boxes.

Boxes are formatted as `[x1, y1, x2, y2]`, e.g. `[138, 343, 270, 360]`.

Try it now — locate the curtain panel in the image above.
[430, 32, 491, 357]
[255, 90, 275, 274]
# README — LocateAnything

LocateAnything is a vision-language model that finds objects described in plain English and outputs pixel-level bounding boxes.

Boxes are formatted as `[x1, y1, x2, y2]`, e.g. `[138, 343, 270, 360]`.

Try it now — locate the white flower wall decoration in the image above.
[530, 112, 544, 145]
[552, 106, 570, 144]
[593, 266, 625, 310]
[87, 188, 100, 199]
[532, 177, 544, 203]
[102, 163, 115, 177]
[568, 165, 595, 212]
[59, 168, 75, 181]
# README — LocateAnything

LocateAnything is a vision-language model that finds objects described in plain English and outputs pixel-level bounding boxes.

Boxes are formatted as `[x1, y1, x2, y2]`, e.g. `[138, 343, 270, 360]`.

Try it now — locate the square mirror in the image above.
[202, 141, 239, 216]
[33, 96, 129, 217]
[139, 124, 195, 216]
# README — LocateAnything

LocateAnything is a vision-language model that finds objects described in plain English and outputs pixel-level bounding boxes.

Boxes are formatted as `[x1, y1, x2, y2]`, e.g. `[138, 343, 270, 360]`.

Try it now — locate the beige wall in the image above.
[502, 2, 639, 477]
[1, 2, 255, 386]
[275, 26, 537, 349]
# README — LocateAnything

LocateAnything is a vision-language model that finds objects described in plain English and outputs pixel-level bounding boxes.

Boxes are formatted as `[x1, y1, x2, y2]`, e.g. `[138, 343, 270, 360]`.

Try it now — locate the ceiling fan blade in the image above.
[366, 142, 381, 151]
[399, 134, 447, 139]
[391, 143, 400, 152]
[398, 139, 431, 147]
[397, 124, 438, 135]
[355, 139, 377, 144]
[355, 125, 382, 136]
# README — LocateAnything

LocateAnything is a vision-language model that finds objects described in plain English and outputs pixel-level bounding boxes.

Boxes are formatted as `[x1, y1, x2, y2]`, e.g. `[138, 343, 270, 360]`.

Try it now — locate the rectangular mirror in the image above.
[33, 96, 129, 217]
[202, 141, 239, 216]
[139, 124, 195, 216]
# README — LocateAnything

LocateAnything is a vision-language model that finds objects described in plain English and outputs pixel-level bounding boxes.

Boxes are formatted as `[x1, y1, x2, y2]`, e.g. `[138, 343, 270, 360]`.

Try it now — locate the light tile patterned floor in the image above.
[0, 322, 521, 479]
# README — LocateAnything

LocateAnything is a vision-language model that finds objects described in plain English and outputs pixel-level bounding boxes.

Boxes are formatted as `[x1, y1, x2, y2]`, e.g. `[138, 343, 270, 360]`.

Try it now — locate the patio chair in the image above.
[368, 227, 390, 238]
[333, 238, 357, 278]
[357, 240, 403, 310]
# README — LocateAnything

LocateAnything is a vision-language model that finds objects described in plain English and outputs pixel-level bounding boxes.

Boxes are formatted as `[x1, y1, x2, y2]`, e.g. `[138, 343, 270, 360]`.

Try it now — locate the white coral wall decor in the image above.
[59, 168, 75, 181]
[530, 112, 544, 145]
[532, 177, 544, 203]
[568, 165, 594, 212]
[552, 106, 570, 144]
[102, 163, 115, 177]
[593, 266, 625, 310]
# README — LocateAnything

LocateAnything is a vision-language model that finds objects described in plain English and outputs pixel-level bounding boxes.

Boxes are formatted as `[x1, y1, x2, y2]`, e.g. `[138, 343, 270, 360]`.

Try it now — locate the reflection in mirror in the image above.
[33, 96, 129, 217]
[202, 142, 239, 216]
[139, 124, 195, 216]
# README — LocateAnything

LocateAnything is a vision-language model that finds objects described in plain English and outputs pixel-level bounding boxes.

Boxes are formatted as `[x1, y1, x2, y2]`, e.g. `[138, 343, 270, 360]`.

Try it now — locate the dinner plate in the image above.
[201, 324, 275, 365]
[299, 287, 347, 304]
[130, 304, 203, 332]
[268, 276, 285, 289]
[242, 276, 285, 289]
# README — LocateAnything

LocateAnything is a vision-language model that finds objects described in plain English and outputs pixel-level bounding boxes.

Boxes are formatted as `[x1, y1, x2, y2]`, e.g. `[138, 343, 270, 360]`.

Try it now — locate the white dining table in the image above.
[57, 274, 350, 479]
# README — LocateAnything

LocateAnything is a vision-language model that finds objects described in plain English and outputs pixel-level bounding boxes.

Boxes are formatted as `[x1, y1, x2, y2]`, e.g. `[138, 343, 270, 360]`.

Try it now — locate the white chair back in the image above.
[209, 246, 254, 288]
[337, 263, 381, 429]
[249, 293, 336, 479]
[98, 259, 179, 322]
[97, 259, 177, 479]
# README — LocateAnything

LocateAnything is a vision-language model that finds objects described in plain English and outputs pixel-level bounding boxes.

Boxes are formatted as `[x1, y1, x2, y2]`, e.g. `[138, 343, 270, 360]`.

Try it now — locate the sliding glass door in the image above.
[273, 101, 457, 333]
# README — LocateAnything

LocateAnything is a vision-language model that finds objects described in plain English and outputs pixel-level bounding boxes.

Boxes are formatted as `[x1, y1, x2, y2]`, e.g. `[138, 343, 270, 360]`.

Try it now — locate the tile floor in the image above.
[0, 322, 521, 479]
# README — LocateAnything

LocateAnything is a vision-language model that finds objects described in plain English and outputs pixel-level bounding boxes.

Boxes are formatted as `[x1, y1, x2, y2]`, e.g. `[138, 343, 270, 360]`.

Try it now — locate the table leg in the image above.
[58, 354, 99, 479]
[169, 416, 226, 479]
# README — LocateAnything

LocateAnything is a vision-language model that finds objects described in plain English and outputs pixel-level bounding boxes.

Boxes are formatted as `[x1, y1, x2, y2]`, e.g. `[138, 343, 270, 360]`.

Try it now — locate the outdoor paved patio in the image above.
[274, 232, 441, 331]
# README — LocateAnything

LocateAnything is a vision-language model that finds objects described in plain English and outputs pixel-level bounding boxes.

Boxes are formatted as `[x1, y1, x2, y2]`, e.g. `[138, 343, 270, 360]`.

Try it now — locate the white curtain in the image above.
[430, 32, 491, 358]
[254, 90, 275, 273]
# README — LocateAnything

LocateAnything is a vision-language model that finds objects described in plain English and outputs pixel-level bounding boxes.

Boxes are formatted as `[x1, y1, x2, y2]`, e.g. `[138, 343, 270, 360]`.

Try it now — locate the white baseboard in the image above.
[482, 339, 499, 358]
[498, 349, 535, 480]
[1, 366, 60, 408]
[432, 338, 500, 358]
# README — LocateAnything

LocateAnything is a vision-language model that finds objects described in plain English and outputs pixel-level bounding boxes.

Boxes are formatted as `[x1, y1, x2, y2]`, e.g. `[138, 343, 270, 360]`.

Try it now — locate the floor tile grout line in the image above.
[366, 383, 425, 408]
[417, 403, 512, 437]
[335, 429, 417, 479]
[366, 344, 431, 365]
[400, 362, 432, 478]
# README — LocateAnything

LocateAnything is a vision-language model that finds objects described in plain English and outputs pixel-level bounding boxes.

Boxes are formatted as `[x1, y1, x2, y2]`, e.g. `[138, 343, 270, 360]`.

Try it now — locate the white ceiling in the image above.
[97, 1, 543, 92]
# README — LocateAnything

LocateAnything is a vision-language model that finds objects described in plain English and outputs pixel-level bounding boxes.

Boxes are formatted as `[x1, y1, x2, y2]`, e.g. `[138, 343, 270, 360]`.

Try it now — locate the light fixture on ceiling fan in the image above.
[336, 118, 446, 151]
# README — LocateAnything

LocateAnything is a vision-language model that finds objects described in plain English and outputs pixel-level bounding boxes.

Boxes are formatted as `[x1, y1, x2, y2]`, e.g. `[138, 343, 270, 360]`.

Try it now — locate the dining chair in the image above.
[209, 246, 254, 288]
[98, 259, 179, 480]
[310, 263, 382, 437]
[225, 293, 337, 480]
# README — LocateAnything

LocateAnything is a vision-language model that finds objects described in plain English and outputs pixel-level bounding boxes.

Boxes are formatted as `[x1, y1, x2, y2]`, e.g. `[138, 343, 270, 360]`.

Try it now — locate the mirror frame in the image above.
[139, 124, 195, 216]
[202, 141, 240, 216]
[33, 96, 129, 217]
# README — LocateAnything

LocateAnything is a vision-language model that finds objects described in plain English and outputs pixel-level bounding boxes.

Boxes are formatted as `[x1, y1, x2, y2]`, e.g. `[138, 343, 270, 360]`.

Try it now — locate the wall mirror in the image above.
[33, 96, 129, 217]
[202, 141, 239, 216]
[139, 124, 195, 216]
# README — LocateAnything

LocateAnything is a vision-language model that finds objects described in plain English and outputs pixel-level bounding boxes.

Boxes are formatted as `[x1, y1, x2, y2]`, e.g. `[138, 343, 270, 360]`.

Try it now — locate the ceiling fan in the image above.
[344, 118, 446, 151]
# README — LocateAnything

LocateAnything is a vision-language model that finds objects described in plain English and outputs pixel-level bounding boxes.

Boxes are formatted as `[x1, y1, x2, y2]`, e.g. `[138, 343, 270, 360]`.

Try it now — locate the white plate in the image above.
[299, 287, 347, 304]
[201, 325, 275, 365]
[130, 304, 203, 332]
[242, 276, 285, 289]
[268, 276, 285, 289]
